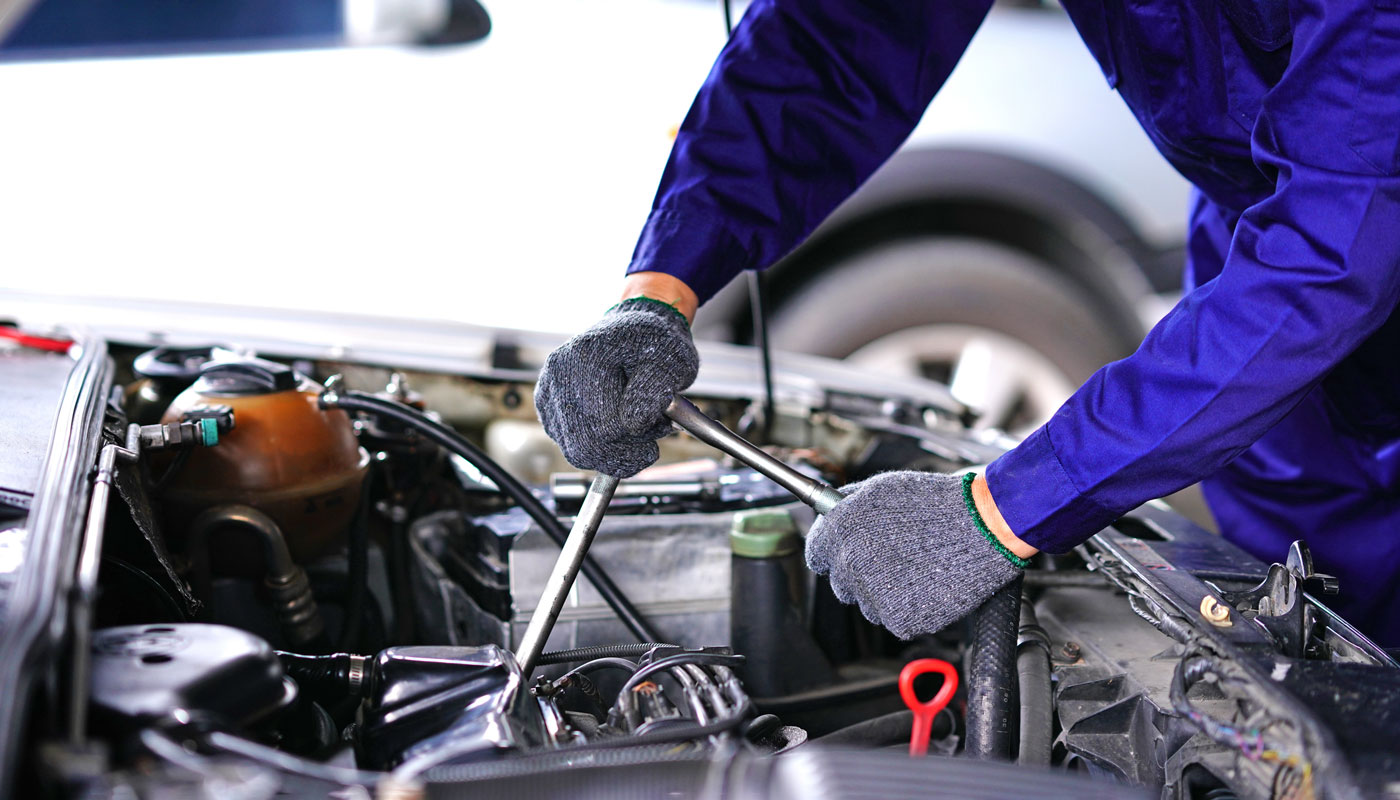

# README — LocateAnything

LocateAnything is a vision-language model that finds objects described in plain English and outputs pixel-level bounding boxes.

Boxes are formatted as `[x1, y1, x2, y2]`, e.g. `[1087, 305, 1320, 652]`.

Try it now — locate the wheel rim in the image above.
[844, 324, 1078, 437]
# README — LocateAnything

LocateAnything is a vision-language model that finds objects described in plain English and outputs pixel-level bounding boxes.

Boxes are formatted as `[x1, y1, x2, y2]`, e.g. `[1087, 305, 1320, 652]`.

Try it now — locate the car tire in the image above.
[769, 237, 1130, 433]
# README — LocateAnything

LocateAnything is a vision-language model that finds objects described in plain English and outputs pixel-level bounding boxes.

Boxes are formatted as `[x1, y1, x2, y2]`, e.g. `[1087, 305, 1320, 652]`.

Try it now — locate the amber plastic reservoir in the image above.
[160, 361, 369, 564]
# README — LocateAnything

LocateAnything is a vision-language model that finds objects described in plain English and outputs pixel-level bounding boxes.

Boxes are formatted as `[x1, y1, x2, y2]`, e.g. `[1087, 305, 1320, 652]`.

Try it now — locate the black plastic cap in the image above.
[196, 358, 299, 396]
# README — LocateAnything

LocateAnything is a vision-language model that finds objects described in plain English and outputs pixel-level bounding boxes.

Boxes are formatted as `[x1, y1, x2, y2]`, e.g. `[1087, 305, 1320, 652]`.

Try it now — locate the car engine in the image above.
[4, 328, 1399, 800]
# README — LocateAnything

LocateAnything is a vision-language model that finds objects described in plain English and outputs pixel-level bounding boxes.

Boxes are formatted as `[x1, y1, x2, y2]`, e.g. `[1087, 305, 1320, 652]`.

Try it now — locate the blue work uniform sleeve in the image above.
[626, 0, 994, 303]
[987, 0, 1400, 553]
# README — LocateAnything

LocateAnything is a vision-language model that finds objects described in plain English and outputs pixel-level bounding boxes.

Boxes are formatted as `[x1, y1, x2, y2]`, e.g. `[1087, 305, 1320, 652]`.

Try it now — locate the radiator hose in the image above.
[964, 574, 1023, 760]
[1016, 597, 1053, 766]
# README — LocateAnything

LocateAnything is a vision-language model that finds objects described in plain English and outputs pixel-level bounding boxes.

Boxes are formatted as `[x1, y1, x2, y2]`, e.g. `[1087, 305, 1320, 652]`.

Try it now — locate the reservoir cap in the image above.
[731, 509, 799, 558]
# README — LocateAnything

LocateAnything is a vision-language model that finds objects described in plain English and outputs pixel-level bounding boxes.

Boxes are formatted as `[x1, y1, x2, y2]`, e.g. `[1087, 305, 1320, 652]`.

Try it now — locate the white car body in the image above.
[0, 0, 1187, 337]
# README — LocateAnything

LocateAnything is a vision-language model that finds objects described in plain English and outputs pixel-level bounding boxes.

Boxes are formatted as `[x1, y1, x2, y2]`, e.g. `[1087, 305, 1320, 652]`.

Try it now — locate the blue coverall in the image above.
[626, 0, 1400, 646]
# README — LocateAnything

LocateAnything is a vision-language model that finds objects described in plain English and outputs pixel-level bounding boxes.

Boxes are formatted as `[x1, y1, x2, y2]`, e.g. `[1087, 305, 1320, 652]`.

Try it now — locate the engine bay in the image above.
[5, 330, 1400, 800]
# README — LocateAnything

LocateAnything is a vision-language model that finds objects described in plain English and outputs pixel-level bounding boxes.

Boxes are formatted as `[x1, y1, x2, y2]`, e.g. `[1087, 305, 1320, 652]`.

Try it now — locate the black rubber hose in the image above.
[339, 468, 373, 651]
[816, 708, 955, 748]
[100, 556, 188, 622]
[319, 390, 662, 643]
[387, 514, 417, 643]
[308, 571, 389, 655]
[747, 271, 776, 441]
[151, 446, 192, 494]
[752, 674, 899, 716]
[965, 574, 1023, 761]
[537, 642, 680, 666]
[277, 652, 370, 700]
[1016, 598, 1053, 766]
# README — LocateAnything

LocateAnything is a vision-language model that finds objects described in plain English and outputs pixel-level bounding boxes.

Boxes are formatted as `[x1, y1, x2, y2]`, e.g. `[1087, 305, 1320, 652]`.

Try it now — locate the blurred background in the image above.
[0, 0, 1200, 495]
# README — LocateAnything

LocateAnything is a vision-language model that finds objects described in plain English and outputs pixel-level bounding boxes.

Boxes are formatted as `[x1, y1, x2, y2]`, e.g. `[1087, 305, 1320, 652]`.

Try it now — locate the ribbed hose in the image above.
[318, 390, 662, 643]
[965, 574, 1023, 760]
[1016, 598, 1053, 766]
[277, 652, 370, 700]
[537, 643, 679, 666]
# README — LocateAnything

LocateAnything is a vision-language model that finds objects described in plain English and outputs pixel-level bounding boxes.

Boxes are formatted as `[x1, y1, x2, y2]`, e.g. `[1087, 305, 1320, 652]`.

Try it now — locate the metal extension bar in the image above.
[664, 396, 844, 515]
[515, 473, 621, 677]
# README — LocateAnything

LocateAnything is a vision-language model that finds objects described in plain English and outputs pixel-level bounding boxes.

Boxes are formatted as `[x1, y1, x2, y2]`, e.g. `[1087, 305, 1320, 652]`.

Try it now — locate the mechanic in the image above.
[534, 0, 1400, 647]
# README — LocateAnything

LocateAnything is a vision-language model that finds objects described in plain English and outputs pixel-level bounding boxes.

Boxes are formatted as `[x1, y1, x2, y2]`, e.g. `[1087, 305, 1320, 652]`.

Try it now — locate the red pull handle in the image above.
[899, 658, 958, 757]
[0, 327, 71, 354]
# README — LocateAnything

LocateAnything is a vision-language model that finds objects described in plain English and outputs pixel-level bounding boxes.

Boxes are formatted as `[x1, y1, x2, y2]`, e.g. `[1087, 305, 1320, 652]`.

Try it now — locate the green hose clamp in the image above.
[198, 417, 219, 447]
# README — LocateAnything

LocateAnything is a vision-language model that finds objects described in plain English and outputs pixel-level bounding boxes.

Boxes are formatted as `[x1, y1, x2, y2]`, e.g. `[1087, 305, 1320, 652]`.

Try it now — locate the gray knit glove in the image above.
[805, 471, 1027, 639]
[535, 298, 699, 478]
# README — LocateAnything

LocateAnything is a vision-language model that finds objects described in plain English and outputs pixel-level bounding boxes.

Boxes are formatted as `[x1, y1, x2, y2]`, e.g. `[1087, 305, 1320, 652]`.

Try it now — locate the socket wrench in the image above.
[517, 397, 843, 677]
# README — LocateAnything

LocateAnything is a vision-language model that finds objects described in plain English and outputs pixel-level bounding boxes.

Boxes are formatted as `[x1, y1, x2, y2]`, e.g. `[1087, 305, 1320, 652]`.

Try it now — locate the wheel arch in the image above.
[696, 147, 1182, 350]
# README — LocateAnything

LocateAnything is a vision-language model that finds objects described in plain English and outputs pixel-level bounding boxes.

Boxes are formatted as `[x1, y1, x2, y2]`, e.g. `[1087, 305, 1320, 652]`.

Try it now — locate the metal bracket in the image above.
[1217, 540, 1336, 659]
[1285, 540, 1339, 596]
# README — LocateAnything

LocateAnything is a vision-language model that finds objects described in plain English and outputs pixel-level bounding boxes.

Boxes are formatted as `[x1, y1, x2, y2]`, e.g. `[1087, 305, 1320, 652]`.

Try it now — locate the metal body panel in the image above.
[0, 350, 75, 508]
[0, 336, 110, 796]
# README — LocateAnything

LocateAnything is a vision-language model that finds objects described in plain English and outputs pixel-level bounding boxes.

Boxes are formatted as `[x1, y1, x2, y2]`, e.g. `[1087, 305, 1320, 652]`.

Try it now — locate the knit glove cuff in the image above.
[607, 296, 690, 328]
[956, 473, 1031, 570]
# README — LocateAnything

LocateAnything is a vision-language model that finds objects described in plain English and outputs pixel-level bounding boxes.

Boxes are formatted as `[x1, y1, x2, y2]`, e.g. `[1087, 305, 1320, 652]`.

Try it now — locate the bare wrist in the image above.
[621, 272, 699, 324]
[972, 474, 1039, 560]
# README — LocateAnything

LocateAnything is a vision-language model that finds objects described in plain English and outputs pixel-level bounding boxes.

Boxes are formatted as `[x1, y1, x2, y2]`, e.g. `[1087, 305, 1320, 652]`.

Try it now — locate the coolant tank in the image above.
[160, 359, 369, 563]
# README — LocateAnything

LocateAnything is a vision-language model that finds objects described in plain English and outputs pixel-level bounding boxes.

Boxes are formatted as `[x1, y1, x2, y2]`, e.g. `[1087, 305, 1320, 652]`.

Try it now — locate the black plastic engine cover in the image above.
[357, 645, 548, 771]
[90, 623, 291, 730]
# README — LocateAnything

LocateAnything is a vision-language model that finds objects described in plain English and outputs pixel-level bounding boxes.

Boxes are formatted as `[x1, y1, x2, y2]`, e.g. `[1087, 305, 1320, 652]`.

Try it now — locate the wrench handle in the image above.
[665, 396, 843, 514]
[515, 473, 620, 677]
